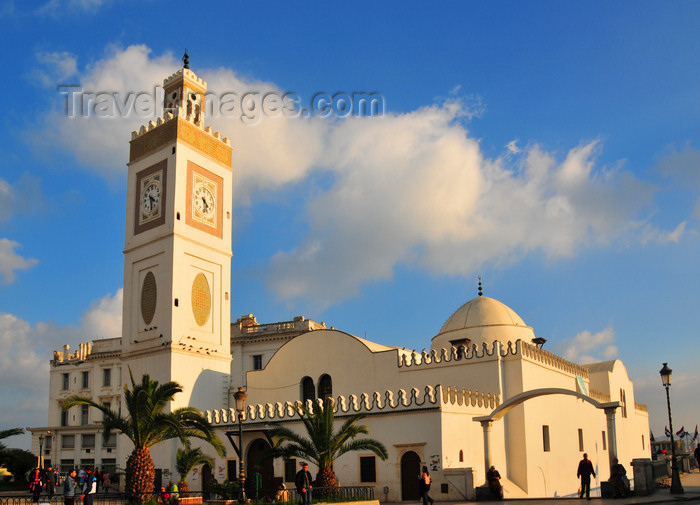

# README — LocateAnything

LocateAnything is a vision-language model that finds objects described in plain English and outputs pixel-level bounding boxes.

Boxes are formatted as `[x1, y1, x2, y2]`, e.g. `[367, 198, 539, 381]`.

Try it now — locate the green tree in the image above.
[175, 444, 214, 496]
[0, 448, 35, 487]
[62, 370, 225, 503]
[0, 428, 24, 452]
[266, 398, 388, 489]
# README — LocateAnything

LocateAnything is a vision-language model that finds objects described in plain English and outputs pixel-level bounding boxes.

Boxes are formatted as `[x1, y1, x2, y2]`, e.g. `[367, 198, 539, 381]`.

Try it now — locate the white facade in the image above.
[31, 62, 650, 499]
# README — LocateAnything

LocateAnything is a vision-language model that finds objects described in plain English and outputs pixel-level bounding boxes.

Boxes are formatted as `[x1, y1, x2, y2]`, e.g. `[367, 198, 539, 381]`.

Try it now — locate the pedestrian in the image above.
[610, 458, 627, 498]
[94, 467, 101, 493]
[63, 469, 77, 505]
[694, 444, 700, 471]
[419, 466, 434, 505]
[487, 465, 503, 500]
[168, 480, 179, 505]
[102, 472, 111, 494]
[295, 462, 313, 505]
[47, 465, 57, 497]
[577, 453, 596, 499]
[81, 471, 97, 505]
[29, 468, 43, 503]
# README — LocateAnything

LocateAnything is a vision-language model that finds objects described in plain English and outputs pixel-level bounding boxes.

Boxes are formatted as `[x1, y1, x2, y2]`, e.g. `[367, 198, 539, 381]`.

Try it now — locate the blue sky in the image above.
[2, 1, 700, 449]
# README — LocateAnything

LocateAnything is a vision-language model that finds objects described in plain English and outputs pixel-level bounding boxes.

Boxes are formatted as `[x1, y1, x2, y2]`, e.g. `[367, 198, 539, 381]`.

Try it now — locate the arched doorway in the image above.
[246, 438, 276, 498]
[400, 451, 421, 501]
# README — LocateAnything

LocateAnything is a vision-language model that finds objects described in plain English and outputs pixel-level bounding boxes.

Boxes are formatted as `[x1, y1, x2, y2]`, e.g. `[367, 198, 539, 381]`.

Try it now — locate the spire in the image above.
[478, 276, 483, 297]
[182, 49, 190, 69]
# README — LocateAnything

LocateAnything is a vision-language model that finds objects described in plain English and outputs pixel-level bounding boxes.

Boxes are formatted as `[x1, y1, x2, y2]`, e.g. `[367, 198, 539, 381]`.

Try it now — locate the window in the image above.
[359, 456, 377, 483]
[642, 435, 645, 450]
[459, 450, 464, 462]
[284, 459, 297, 482]
[61, 409, 69, 427]
[62, 435, 75, 449]
[252, 355, 263, 370]
[619, 389, 627, 418]
[103, 368, 111, 387]
[80, 459, 95, 470]
[44, 437, 52, 450]
[101, 458, 116, 477]
[578, 429, 584, 451]
[62, 373, 70, 390]
[542, 425, 550, 452]
[81, 405, 89, 425]
[227, 459, 238, 482]
[60, 459, 74, 474]
[82, 371, 89, 389]
[82, 434, 95, 448]
[301, 377, 315, 402]
[318, 374, 332, 399]
[103, 433, 116, 448]
[602, 431, 607, 451]
[450, 338, 470, 359]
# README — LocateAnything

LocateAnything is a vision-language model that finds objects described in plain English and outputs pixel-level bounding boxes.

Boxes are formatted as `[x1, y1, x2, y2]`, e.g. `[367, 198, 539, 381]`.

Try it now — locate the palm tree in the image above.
[266, 397, 388, 489]
[176, 444, 215, 496]
[62, 369, 225, 503]
[0, 428, 24, 451]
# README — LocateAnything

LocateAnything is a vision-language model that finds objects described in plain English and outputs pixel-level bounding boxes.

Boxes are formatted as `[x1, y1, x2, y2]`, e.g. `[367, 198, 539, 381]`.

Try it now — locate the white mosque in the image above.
[30, 61, 651, 500]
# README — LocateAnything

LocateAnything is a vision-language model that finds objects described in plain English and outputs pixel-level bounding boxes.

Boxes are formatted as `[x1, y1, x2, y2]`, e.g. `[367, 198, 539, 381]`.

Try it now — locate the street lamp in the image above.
[38, 434, 44, 469]
[234, 387, 248, 503]
[659, 363, 684, 494]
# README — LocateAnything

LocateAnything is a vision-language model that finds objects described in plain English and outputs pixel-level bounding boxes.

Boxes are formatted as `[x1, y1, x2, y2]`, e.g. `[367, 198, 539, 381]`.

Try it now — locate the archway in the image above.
[246, 438, 276, 498]
[201, 463, 213, 499]
[400, 451, 421, 501]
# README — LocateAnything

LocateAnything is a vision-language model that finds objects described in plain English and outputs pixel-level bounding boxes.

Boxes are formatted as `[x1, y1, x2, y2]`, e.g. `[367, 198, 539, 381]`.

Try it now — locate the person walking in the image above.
[102, 472, 111, 494]
[577, 453, 596, 499]
[46, 465, 57, 497]
[63, 469, 77, 505]
[295, 462, 313, 505]
[29, 468, 43, 503]
[419, 466, 434, 505]
[81, 471, 97, 505]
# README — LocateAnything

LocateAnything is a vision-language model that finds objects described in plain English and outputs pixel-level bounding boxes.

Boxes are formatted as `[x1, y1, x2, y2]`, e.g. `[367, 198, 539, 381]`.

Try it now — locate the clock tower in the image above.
[122, 60, 233, 412]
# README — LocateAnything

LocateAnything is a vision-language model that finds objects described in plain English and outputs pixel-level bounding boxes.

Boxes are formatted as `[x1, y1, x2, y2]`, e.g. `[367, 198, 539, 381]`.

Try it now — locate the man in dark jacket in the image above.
[295, 462, 313, 505]
[46, 466, 56, 497]
[577, 453, 596, 499]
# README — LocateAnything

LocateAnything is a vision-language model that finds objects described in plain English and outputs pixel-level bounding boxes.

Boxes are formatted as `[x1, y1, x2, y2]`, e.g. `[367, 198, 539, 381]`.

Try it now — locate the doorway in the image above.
[401, 451, 421, 501]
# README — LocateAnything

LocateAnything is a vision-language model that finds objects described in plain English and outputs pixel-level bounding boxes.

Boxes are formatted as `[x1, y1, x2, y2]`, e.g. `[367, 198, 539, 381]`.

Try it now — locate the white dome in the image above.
[431, 295, 535, 351]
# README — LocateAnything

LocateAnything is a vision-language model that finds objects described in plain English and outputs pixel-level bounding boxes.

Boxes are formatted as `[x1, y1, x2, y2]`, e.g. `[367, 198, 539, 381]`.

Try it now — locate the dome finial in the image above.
[478, 276, 483, 297]
[182, 49, 190, 69]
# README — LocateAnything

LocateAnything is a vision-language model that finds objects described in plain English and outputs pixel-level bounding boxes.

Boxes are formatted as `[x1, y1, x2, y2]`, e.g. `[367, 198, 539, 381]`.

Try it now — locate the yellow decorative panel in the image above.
[191, 273, 211, 326]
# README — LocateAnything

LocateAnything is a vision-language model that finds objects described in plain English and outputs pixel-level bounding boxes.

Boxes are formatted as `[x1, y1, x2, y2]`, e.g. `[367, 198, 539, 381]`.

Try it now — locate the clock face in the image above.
[142, 182, 161, 216]
[193, 185, 215, 217]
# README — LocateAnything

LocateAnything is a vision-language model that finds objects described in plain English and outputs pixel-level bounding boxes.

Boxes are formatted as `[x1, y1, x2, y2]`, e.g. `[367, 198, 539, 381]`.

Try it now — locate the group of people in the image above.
[61, 467, 107, 505]
[158, 481, 180, 505]
[577, 453, 629, 499]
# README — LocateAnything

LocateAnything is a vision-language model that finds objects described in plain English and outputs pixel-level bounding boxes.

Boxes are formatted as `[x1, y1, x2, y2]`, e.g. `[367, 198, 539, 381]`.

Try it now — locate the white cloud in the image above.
[0, 289, 122, 430]
[32, 44, 681, 308]
[557, 327, 618, 364]
[34, 51, 78, 86]
[0, 238, 38, 284]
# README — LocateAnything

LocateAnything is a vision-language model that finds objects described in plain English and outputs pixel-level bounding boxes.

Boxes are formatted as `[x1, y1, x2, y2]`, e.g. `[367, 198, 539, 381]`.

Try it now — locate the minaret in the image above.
[121, 54, 233, 412]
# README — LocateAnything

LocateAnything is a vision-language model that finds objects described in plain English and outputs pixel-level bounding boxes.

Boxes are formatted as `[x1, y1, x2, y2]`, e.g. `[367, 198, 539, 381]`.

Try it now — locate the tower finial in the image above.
[182, 49, 190, 69]
[478, 276, 483, 297]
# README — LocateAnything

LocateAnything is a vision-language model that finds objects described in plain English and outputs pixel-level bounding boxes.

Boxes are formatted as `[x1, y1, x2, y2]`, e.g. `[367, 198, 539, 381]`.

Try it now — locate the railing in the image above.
[0, 487, 375, 505]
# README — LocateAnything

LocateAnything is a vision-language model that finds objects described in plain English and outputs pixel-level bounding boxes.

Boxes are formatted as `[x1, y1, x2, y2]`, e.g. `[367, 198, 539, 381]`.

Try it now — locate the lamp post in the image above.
[659, 363, 684, 494]
[38, 434, 44, 469]
[234, 387, 248, 503]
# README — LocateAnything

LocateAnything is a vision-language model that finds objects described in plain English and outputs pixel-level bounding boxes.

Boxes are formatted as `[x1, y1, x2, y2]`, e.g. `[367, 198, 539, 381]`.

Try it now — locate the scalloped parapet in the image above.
[130, 108, 231, 146]
[205, 384, 499, 425]
[398, 339, 590, 380]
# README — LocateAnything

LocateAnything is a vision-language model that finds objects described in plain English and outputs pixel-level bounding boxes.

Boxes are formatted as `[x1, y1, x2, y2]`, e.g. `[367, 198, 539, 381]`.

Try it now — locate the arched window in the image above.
[318, 374, 332, 399]
[620, 389, 627, 418]
[459, 450, 464, 462]
[301, 377, 315, 403]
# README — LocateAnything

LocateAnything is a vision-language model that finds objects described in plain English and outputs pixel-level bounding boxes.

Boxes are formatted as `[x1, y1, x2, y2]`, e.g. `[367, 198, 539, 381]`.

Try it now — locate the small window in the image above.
[61, 409, 69, 427]
[103, 433, 116, 448]
[301, 377, 315, 402]
[602, 431, 607, 451]
[578, 429, 584, 451]
[642, 435, 645, 450]
[459, 450, 463, 462]
[103, 368, 111, 387]
[619, 389, 627, 418]
[62, 373, 70, 390]
[82, 434, 95, 448]
[60, 459, 74, 474]
[318, 374, 332, 399]
[62, 435, 75, 449]
[81, 405, 89, 425]
[82, 371, 89, 389]
[542, 425, 550, 452]
[252, 355, 263, 370]
[359, 456, 377, 483]
[284, 459, 297, 482]
[449, 338, 470, 359]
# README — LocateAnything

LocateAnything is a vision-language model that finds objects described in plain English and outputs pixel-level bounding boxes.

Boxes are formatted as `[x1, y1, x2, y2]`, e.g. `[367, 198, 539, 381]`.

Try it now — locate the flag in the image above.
[650, 430, 655, 442]
[676, 426, 685, 437]
[665, 426, 671, 437]
[694, 425, 698, 441]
